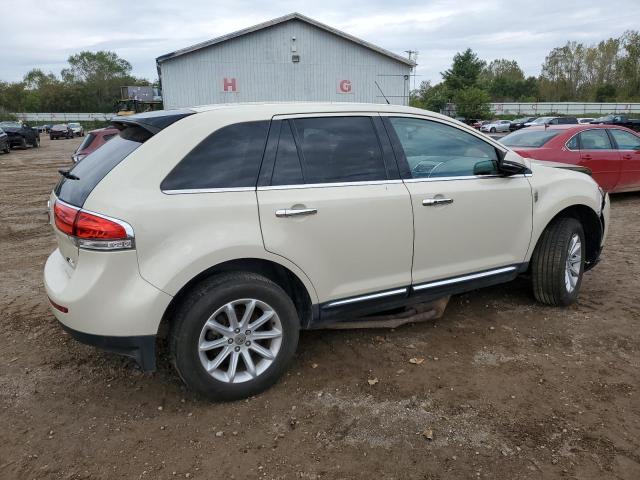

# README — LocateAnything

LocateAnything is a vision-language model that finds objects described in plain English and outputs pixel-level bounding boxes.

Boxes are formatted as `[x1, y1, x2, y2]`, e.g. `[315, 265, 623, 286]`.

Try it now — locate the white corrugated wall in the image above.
[159, 20, 411, 108]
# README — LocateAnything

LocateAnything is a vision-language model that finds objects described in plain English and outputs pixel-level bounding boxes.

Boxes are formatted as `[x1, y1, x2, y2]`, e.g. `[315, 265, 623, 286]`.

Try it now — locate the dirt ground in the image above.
[1, 136, 639, 480]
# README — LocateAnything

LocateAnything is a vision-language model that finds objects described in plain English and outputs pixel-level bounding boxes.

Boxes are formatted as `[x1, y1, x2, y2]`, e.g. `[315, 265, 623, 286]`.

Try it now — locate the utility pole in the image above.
[405, 50, 419, 101]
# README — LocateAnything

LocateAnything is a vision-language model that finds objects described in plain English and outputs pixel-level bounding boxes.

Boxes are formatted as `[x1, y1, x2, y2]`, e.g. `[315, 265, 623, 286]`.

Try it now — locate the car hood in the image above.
[529, 159, 592, 176]
[1, 126, 23, 134]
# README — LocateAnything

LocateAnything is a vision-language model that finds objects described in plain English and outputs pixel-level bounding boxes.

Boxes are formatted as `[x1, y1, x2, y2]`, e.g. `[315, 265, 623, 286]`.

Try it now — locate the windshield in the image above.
[501, 129, 562, 148]
[531, 117, 553, 124]
[0, 121, 21, 128]
[68, 123, 80, 127]
[75, 133, 95, 153]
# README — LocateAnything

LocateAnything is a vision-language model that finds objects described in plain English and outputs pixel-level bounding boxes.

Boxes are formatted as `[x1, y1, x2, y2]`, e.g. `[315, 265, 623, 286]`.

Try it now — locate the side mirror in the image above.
[499, 160, 529, 176]
[473, 160, 498, 176]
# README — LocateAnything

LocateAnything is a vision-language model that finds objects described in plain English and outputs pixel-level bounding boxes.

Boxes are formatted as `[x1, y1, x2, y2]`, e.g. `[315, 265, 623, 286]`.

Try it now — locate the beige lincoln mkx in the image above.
[44, 103, 609, 400]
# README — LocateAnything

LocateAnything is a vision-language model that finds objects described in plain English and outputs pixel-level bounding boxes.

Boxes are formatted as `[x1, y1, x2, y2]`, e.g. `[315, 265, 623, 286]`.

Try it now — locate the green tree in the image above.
[442, 49, 486, 92]
[410, 80, 451, 112]
[454, 87, 491, 119]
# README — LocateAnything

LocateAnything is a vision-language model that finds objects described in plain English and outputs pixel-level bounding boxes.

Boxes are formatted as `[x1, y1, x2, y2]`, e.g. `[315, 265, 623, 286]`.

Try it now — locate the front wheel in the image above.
[490, 127, 496, 133]
[531, 217, 585, 306]
[170, 272, 300, 401]
[32, 137, 40, 148]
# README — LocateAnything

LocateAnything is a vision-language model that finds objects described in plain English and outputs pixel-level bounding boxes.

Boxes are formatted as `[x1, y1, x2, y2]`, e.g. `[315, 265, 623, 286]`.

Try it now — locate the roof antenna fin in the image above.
[374, 81, 391, 105]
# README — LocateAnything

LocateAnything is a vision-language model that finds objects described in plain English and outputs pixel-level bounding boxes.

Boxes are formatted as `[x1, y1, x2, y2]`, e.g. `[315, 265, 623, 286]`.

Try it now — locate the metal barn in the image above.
[156, 13, 415, 108]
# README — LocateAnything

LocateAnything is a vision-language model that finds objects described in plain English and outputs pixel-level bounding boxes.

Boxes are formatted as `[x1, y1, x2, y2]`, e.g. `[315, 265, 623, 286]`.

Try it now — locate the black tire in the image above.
[170, 272, 300, 401]
[50, 135, 54, 140]
[490, 127, 496, 133]
[19, 137, 27, 148]
[32, 137, 40, 148]
[2, 143, 9, 154]
[531, 217, 585, 306]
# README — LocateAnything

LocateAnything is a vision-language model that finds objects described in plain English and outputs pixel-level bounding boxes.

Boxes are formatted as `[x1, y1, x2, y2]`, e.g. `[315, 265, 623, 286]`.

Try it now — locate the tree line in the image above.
[0, 51, 150, 114]
[411, 30, 640, 119]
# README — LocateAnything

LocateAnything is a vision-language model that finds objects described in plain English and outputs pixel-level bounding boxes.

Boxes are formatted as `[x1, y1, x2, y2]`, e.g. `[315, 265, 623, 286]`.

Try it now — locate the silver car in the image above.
[480, 120, 512, 133]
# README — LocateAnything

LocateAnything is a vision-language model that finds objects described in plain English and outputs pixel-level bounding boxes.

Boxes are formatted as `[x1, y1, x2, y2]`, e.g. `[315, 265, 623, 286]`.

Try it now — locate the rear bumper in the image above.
[60, 322, 156, 371]
[44, 248, 173, 370]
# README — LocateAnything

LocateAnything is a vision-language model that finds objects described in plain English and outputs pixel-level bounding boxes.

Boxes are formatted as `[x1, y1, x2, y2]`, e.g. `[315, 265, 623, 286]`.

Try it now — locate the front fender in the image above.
[525, 165, 603, 262]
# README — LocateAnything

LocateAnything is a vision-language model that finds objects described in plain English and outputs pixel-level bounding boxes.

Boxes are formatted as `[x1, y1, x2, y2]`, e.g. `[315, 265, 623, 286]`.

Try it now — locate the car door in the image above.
[257, 114, 414, 315]
[383, 115, 533, 289]
[574, 129, 622, 192]
[609, 128, 640, 191]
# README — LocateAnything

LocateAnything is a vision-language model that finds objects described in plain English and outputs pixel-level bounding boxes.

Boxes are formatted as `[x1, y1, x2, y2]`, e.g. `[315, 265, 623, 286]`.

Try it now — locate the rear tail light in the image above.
[53, 199, 134, 251]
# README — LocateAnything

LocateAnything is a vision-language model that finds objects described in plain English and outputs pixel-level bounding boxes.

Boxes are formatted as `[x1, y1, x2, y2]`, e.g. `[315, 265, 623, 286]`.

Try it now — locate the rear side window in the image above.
[578, 130, 612, 150]
[291, 117, 386, 184]
[271, 121, 304, 186]
[609, 129, 640, 150]
[55, 125, 152, 207]
[161, 121, 270, 191]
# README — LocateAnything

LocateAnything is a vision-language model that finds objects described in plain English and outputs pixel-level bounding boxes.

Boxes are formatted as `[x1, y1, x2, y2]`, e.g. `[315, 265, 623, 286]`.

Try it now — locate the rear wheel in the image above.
[2, 142, 9, 154]
[32, 137, 40, 148]
[490, 127, 496, 133]
[170, 272, 300, 401]
[531, 217, 585, 306]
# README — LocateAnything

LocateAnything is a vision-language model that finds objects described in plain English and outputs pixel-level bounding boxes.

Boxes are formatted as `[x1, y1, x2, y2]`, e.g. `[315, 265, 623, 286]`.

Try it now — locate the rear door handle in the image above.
[582, 154, 592, 160]
[423, 198, 453, 206]
[623, 154, 633, 160]
[275, 208, 318, 218]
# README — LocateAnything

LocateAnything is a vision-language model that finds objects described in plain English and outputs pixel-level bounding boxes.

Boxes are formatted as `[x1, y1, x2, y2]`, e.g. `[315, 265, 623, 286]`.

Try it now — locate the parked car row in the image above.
[50, 123, 86, 139]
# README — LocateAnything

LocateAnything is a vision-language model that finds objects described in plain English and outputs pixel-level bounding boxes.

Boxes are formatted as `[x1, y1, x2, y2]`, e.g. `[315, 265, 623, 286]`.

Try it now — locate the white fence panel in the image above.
[10, 113, 113, 122]
[490, 103, 640, 116]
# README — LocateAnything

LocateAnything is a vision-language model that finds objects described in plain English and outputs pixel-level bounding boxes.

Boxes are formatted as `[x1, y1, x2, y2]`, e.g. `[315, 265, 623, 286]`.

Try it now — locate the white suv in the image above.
[44, 103, 609, 400]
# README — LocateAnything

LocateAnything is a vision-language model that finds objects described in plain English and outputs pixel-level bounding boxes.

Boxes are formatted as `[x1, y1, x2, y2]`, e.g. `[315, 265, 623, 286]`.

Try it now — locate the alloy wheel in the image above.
[198, 298, 283, 384]
[564, 234, 582, 293]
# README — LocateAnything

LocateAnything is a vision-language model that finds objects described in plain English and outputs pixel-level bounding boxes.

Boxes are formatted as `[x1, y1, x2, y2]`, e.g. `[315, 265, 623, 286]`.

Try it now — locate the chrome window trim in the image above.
[402, 174, 505, 183]
[412, 266, 518, 291]
[162, 186, 256, 194]
[258, 179, 403, 191]
[325, 287, 407, 308]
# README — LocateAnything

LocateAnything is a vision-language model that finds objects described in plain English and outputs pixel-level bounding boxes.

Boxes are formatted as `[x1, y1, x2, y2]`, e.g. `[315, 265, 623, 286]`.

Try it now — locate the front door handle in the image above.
[275, 208, 318, 218]
[423, 198, 453, 206]
[582, 154, 592, 160]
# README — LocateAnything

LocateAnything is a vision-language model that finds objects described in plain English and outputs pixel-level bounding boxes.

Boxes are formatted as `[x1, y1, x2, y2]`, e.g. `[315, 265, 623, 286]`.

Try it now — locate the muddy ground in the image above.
[1, 136, 639, 480]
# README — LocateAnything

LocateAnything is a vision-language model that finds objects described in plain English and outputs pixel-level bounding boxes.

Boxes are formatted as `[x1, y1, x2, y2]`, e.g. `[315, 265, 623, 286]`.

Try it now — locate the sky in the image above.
[1, 0, 639, 85]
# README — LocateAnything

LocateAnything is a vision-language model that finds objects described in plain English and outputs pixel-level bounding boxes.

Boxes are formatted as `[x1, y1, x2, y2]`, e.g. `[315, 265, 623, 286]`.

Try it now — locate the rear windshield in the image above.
[75, 133, 95, 153]
[55, 125, 151, 207]
[501, 129, 562, 148]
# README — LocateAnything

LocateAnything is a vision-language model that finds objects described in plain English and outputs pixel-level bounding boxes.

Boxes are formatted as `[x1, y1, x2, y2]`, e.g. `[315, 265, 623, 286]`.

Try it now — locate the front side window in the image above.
[609, 129, 640, 150]
[578, 130, 612, 150]
[389, 117, 499, 179]
[291, 116, 386, 184]
[161, 121, 270, 191]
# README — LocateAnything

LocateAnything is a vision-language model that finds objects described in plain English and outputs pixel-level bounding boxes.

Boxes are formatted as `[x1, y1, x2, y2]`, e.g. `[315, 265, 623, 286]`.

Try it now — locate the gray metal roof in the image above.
[156, 12, 415, 67]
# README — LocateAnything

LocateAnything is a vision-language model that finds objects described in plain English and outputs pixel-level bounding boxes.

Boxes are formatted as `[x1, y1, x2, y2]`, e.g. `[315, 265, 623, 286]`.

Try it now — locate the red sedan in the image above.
[501, 124, 640, 193]
[71, 126, 119, 163]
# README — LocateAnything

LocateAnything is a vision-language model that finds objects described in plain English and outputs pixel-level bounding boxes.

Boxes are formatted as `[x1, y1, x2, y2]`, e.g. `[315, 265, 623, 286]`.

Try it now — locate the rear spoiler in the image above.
[110, 109, 195, 135]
